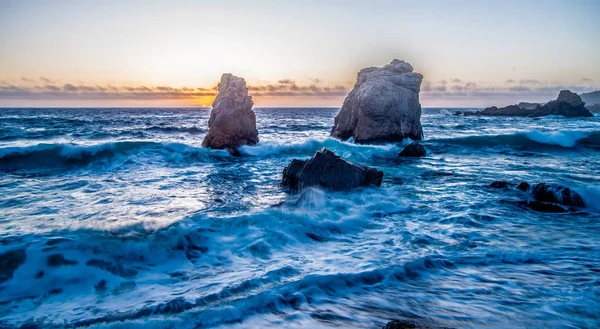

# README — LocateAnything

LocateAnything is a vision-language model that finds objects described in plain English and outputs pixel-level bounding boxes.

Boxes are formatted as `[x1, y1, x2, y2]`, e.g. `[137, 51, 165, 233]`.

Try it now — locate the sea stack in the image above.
[202, 73, 259, 151]
[331, 59, 424, 143]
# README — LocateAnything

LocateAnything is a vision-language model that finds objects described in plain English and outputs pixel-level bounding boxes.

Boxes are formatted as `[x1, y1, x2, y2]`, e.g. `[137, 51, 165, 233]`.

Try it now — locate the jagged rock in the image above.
[281, 148, 383, 191]
[399, 142, 426, 157]
[530, 183, 585, 207]
[459, 90, 593, 118]
[518, 102, 542, 110]
[0, 248, 26, 283]
[202, 73, 259, 151]
[518, 201, 569, 213]
[331, 59, 424, 143]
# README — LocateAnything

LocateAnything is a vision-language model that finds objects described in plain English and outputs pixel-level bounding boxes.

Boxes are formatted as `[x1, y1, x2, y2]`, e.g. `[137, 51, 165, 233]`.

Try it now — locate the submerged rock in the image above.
[331, 59, 424, 143]
[384, 319, 449, 329]
[281, 148, 383, 191]
[491, 180, 585, 212]
[202, 73, 259, 151]
[399, 142, 426, 157]
[0, 248, 26, 283]
[459, 90, 593, 118]
[47, 253, 78, 267]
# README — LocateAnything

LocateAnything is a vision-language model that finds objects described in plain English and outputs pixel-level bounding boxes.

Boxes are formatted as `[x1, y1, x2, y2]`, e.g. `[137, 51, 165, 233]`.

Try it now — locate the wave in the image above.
[239, 138, 400, 158]
[144, 126, 205, 134]
[428, 130, 600, 150]
[0, 141, 229, 170]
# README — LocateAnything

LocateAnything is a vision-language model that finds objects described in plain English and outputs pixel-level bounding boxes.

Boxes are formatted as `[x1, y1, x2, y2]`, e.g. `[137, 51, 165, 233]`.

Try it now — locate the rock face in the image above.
[281, 148, 383, 191]
[490, 180, 585, 212]
[458, 90, 593, 118]
[202, 73, 259, 151]
[586, 103, 600, 113]
[399, 142, 426, 157]
[0, 248, 26, 283]
[331, 59, 424, 143]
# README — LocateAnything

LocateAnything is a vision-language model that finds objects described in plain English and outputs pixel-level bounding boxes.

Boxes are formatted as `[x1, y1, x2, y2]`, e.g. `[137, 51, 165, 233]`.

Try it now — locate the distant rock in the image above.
[281, 148, 383, 191]
[580, 90, 600, 106]
[399, 142, 426, 157]
[458, 90, 593, 118]
[202, 73, 259, 152]
[331, 59, 424, 143]
[518, 102, 542, 110]
[490, 181, 512, 189]
[585, 103, 600, 113]
[0, 248, 26, 283]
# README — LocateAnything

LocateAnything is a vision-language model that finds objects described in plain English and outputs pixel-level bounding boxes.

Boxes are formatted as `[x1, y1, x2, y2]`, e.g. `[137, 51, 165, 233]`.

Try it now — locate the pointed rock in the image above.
[202, 74, 259, 151]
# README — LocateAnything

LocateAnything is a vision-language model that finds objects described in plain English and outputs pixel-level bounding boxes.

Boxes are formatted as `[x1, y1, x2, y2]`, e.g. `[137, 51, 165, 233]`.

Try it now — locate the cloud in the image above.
[277, 79, 295, 85]
[39, 76, 55, 84]
[581, 78, 595, 83]
[519, 79, 542, 85]
[506, 79, 516, 84]
[450, 78, 462, 83]
[21, 76, 34, 82]
[0, 79, 352, 101]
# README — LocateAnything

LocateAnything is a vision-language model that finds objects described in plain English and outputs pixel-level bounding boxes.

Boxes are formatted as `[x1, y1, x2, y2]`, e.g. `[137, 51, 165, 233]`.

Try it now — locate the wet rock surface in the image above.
[202, 73, 259, 151]
[282, 148, 383, 191]
[399, 142, 426, 157]
[331, 59, 424, 143]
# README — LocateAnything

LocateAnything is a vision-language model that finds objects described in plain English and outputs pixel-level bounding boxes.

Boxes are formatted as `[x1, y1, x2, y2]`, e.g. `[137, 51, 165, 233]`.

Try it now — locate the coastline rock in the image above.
[518, 102, 542, 110]
[399, 142, 426, 157]
[458, 90, 593, 118]
[331, 59, 424, 143]
[586, 103, 600, 113]
[202, 73, 259, 151]
[281, 148, 383, 191]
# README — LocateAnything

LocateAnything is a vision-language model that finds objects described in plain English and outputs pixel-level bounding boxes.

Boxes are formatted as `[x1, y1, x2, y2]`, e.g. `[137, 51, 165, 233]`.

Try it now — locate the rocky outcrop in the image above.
[490, 180, 585, 212]
[458, 90, 593, 118]
[399, 142, 426, 157]
[331, 59, 424, 143]
[384, 320, 450, 329]
[281, 148, 383, 191]
[202, 73, 259, 151]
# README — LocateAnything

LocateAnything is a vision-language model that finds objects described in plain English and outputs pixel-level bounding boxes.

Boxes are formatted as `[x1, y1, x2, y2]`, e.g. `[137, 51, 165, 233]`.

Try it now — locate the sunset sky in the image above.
[1, 0, 599, 107]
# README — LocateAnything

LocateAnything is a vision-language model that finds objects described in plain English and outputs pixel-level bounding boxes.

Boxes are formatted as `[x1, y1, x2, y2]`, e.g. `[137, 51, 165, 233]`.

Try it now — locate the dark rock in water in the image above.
[281, 148, 383, 191]
[47, 253, 78, 267]
[384, 319, 449, 329]
[86, 259, 138, 278]
[493, 180, 585, 212]
[518, 201, 569, 213]
[331, 59, 424, 143]
[94, 279, 108, 293]
[0, 248, 26, 283]
[399, 142, 426, 157]
[202, 73, 259, 151]
[460, 90, 593, 118]
[490, 181, 513, 189]
[517, 181, 531, 191]
[531, 183, 585, 207]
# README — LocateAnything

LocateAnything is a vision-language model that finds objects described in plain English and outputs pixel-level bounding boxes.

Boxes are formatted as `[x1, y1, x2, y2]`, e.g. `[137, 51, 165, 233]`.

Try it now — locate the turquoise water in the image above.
[0, 108, 599, 328]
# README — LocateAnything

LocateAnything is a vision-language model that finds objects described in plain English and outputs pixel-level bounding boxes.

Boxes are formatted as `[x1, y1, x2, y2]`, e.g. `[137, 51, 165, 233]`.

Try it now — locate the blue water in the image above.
[0, 108, 599, 328]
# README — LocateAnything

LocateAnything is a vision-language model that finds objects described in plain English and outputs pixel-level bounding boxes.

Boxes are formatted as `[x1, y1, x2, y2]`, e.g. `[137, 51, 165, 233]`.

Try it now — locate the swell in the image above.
[428, 130, 600, 150]
[0, 141, 228, 170]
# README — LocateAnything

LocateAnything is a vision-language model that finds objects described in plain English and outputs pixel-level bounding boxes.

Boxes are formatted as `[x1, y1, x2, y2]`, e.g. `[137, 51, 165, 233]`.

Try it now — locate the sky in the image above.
[0, 0, 599, 107]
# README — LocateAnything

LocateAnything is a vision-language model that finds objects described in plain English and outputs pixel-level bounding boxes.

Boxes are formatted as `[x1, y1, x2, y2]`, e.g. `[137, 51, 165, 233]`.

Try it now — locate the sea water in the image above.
[0, 108, 599, 328]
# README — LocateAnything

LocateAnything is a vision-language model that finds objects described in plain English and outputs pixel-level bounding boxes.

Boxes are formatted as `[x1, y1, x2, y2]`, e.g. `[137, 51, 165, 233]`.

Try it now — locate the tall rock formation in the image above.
[202, 74, 259, 151]
[331, 59, 424, 143]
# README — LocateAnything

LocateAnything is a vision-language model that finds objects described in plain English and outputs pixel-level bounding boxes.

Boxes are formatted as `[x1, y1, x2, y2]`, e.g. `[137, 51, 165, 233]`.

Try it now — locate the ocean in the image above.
[0, 108, 599, 328]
